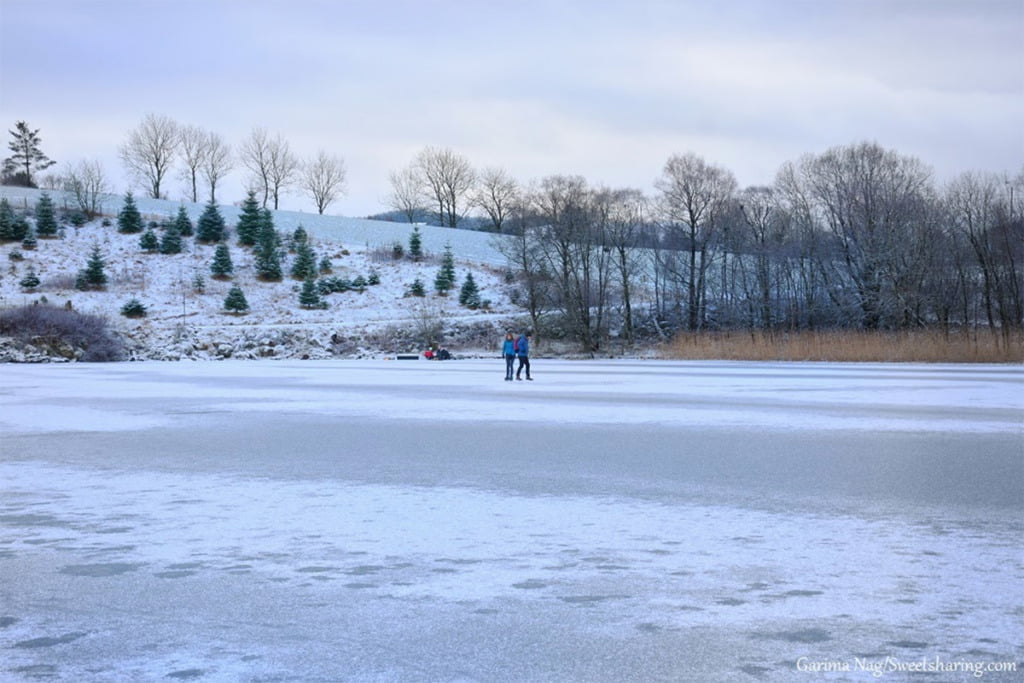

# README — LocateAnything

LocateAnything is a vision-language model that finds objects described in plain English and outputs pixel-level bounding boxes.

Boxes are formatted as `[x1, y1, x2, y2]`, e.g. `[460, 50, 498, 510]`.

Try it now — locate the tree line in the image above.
[461, 144, 1020, 350]
[4, 119, 1021, 350]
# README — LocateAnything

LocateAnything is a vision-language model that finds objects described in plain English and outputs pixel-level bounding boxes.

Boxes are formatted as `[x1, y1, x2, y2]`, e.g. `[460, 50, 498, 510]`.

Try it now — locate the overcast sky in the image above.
[1, 0, 1022, 217]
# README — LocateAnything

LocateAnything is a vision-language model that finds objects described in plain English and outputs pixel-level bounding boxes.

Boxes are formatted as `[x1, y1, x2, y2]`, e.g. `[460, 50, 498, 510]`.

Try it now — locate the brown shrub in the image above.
[662, 329, 1023, 364]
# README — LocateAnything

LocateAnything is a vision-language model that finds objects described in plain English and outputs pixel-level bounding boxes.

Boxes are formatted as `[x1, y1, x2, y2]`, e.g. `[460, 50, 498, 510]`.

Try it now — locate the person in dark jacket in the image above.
[515, 331, 532, 381]
[502, 331, 516, 381]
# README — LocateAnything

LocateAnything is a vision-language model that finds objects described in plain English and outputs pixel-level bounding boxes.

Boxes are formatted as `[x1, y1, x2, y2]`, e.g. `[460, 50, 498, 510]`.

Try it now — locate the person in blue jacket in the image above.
[515, 330, 532, 381]
[501, 331, 516, 381]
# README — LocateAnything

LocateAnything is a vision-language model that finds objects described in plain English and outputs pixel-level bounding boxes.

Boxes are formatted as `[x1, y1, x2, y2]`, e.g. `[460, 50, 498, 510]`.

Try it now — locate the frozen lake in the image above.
[1, 360, 1021, 681]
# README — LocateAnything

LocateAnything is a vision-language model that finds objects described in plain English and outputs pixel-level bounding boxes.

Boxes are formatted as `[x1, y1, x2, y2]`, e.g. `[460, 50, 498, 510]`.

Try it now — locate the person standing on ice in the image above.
[502, 331, 516, 381]
[515, 331, 533, 381]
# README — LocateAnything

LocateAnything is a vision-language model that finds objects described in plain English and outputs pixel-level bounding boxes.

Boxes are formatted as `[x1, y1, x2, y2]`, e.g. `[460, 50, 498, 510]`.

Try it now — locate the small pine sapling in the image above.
[79, 244, 107, 289]
[408, 226, 423, 261]
[299, 277, 324, 309]
[196, 200, 226, 243]
[19, 267, 40, 291]
[0, 198, 13, 241]
[367, 270, 381, 286]
[318, 255, 333, 274]
[290, 225, 309, 252]
[434, 243, 456, 295]
[459, 272, 481, 309]
[408, 278, 426, 297]
[210, 243, 234, 279]
[21, 225, 38, 250]
[139, 228, 159, 253]
[255, 211, 282, 281]
[223, 285, 249, 314]
[117, 192, 143, 234]
[160, 222, 183, 254]
[35, 192, 58, 237]
[235, 191, 261, 246]
[290, 241, 317, 280]
[120, 298, 148, 318]
[9, 215, 29, 242]
[174, 205, 194, 237]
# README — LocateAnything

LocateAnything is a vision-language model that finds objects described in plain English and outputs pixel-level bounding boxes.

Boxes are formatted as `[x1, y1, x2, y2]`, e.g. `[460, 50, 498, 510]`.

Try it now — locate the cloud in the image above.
[1, 0, 1020, 215]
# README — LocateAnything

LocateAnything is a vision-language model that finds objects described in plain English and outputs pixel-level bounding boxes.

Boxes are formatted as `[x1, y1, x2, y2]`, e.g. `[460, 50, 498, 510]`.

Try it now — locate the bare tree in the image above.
[266, 134, 299, 210]
[655, 152, 737, 330]
[493, 192, 551, 342]
[799, 142, 934, 329]
[63, 159, 110, 217]
[529, 175, 614, 351]
[178, 124, 207, 202]
[737, 185, 785, 329]
[386, 164, 426, 222]
[945, 171, 1023, 340]
[602, 188, 647, 345]
[414, 146, 475, 227]
[473, 166, 519, 232]
[201, 132, 232, 203]
[239, 128, 273, 208]
[119, 113, 179, 199]
[302, 150, 347, 214]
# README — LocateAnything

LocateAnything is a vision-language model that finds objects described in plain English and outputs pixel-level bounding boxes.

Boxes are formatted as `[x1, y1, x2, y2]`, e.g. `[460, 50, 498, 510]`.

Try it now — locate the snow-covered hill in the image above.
[0, 187, 528, 361]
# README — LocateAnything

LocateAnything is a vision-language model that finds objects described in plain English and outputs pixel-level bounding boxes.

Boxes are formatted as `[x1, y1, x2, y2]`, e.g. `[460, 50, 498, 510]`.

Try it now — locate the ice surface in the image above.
[1, 360, 1021, 681]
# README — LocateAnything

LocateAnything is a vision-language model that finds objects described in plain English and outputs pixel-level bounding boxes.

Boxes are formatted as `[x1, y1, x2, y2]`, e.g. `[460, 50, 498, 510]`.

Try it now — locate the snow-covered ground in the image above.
[1, 360, 1021, 681]
[0, 187, 522, 361]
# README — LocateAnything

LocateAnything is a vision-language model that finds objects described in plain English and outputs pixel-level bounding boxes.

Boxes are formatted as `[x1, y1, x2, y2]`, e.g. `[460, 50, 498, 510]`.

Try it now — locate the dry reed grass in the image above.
[662, 329, 1023, 364]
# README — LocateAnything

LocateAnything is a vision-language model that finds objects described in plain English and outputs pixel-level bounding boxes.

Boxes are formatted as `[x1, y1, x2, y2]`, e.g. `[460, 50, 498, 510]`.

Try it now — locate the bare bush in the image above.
[0, 304, 124, 361]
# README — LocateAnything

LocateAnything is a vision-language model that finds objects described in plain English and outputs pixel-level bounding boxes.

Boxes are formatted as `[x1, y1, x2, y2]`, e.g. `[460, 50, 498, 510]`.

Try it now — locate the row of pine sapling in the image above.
[8, 191, 488, 318]
[399, 226, 488, 309]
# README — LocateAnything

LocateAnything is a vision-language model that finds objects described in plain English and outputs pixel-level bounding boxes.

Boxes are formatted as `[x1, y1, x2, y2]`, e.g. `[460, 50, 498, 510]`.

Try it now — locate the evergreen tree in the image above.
[139, 228, 159, 252]
[434, 243, 456, 294]
[159, 221, 183, 254]
[223, 285, 249, 313]
[174, 205, 194, 237]
[80, 244, 107, 289]
[318, 255, 333, 274]
[367, 269, 381, 286]
[35, 192, 57, 237]
[299, 276, 323, 308]
[291, 225, 308, 252]
[235, 191, 261, 246]
[21, 225, 37, 250]
[19, 266, 40, 290]
[192, 273, 206, 294]
[120, 298, 148, 318]
[408, 225, 423, 261]
[3, 121, 56, 187]
[290, 241, 317, 280]
[196, 200, 226, 243]
[352, 274, 368, 291]
[408, 278, 426, 297]
[117, 192, 144, 234]
[255, 210, 282, 281]
[0, 198, 12, 241]
[210, 243, 234, 279]
[9, 214, 29, 242]
[459, 272, 481, 308]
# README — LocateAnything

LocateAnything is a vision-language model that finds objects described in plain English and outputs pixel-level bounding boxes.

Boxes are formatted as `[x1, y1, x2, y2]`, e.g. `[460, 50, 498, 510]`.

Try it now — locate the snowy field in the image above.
[1, 360, 1022, 681]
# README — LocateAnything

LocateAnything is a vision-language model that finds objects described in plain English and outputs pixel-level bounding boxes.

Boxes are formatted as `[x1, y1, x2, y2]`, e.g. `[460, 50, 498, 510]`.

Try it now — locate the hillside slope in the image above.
[0, 187, 526, 361]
